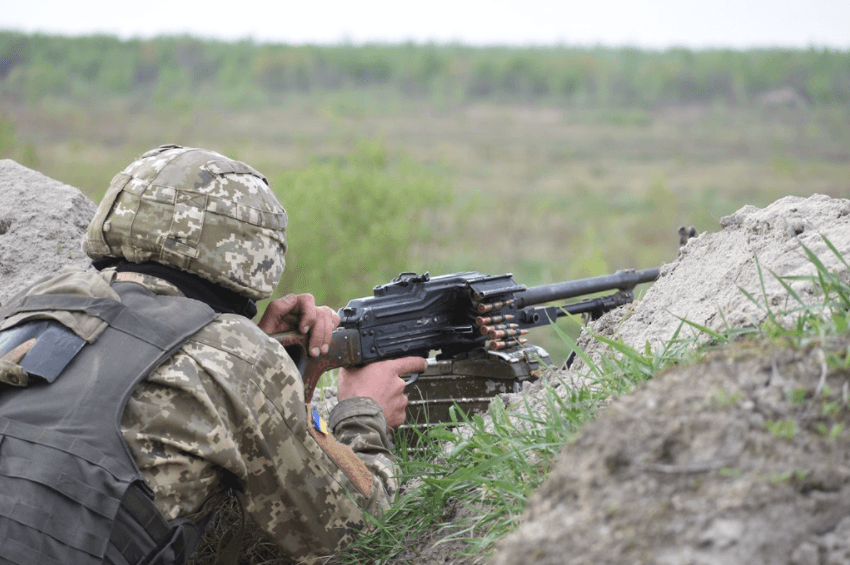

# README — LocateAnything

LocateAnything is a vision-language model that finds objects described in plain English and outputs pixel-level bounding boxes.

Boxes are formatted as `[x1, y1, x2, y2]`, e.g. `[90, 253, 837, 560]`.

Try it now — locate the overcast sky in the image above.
[3, 0, 849, 50]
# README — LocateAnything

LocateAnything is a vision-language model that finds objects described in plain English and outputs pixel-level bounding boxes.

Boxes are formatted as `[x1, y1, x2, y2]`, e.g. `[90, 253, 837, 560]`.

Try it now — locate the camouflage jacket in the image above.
[3, 269, 399, 564]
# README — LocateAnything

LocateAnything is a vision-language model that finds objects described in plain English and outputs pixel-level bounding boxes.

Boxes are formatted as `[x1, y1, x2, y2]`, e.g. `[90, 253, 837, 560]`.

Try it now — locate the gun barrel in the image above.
[516, 268, 660, 308]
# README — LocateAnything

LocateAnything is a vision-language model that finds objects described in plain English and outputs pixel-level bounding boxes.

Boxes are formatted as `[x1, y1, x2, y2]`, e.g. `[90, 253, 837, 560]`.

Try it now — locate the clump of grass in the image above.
[337, 379, 595, 563]
[735, 236, 850, 346]
[336, 235, 849, 564]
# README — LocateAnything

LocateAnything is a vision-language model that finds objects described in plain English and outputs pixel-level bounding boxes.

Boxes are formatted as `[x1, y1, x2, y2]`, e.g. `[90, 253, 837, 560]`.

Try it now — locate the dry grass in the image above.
[189, 491, 292, 565]
[7, 96, 848, 360]
[5, 96, 849, 286]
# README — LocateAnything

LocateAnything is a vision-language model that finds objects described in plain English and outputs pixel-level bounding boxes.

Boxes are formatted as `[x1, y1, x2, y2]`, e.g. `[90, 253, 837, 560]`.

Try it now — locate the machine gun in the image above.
[273, 268, 659, 438]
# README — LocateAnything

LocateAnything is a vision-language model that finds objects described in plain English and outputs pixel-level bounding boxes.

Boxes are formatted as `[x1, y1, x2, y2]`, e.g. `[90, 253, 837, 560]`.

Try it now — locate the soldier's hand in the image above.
[338, 357, 427, 429]
[258, 293, 340, 358]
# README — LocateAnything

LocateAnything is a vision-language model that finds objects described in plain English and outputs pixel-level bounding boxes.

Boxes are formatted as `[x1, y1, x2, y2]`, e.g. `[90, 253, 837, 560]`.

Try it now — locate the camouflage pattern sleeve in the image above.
[329, 397, 400, 500]
[123, 312, 395, 564]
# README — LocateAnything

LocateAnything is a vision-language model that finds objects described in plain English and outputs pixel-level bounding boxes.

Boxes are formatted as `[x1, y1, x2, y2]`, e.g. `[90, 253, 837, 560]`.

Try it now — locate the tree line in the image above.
[1, 31, 848, 108]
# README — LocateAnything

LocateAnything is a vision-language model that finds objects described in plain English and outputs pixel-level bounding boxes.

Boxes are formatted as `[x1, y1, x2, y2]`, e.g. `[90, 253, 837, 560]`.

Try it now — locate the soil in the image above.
[492, 344, 850, 565]
[573, 193, 850, 368]
[2, 160, 849, 565]
[0, 159, 96, 306]
[490, 194, 850, 565]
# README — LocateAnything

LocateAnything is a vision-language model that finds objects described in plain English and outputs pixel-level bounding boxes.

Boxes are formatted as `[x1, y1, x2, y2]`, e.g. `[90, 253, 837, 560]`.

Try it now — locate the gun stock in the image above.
[271, 328, 363, 402]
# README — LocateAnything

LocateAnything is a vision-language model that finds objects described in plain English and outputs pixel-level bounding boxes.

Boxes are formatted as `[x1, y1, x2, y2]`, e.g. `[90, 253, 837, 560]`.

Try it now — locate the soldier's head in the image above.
[83, 145, 287, 300]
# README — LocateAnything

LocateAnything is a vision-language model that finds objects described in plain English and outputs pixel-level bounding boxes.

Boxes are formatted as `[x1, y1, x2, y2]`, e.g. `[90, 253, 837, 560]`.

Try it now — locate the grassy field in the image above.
[8, 95, 849, 270]
[3, 93, 849, 358]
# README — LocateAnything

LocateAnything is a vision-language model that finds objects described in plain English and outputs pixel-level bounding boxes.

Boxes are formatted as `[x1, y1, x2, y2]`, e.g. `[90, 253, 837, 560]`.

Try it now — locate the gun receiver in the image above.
[273, 268, 659, 436]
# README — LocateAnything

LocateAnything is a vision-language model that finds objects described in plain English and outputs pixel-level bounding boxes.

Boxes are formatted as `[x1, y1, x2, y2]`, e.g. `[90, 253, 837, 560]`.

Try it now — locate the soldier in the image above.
[0, 145, 425, 564]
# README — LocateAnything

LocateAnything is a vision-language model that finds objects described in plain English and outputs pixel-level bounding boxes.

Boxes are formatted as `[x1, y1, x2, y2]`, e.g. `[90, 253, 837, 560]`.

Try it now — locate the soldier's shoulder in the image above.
[191, 313, 278, 364]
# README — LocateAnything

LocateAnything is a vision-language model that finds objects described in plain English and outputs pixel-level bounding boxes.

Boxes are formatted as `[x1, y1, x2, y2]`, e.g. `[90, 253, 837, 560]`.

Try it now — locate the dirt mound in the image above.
[0, 159, 96, 305]
[492, 195, 850, 565]
[575, 194, 850, 369]
[493, 344, 850, 565]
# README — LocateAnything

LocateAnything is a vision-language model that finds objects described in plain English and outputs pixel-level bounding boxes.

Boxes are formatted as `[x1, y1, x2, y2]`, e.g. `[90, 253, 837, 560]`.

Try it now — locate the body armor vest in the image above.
[0, 280, 217, 565]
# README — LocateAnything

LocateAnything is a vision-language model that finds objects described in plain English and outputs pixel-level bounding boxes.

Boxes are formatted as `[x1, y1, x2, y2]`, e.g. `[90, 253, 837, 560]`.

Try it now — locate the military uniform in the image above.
[117, 270, 398, 563]
[0, 267, 398, 564]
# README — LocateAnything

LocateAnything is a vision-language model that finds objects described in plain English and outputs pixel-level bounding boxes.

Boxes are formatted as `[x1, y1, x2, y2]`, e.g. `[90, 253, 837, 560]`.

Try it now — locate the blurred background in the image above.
[2, 0, 849, 359]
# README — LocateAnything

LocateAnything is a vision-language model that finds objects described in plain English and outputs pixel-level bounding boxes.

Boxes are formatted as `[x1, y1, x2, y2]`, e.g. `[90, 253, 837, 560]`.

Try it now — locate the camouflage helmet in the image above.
[83, 145, 287, 300]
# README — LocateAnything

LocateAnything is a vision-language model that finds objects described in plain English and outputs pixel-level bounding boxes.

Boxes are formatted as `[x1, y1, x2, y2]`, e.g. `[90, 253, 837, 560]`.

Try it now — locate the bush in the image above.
[0, 113, 15, 156]
[270, 141, 451, 308]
